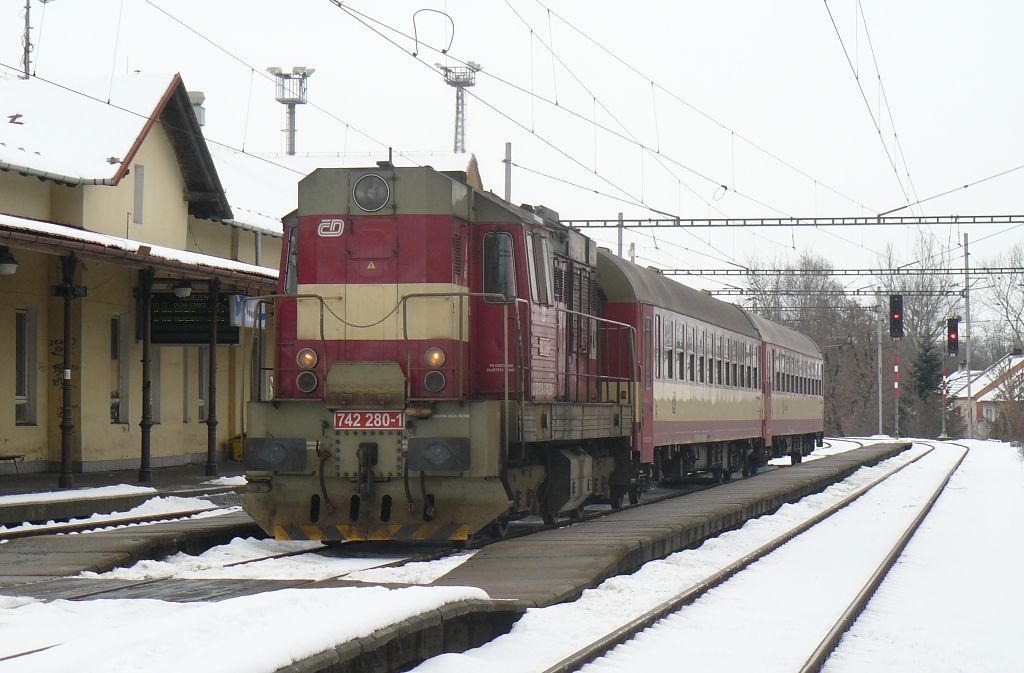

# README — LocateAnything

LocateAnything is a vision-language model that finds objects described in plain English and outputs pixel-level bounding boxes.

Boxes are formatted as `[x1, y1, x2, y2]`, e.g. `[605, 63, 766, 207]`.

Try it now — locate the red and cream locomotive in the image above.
[242, 163, 823, 542]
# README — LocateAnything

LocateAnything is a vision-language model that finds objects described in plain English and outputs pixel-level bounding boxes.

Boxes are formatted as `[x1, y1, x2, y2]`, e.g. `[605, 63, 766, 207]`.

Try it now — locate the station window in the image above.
[132, 164, 145, 225]
[688, 353, 695, 382]
[110, 315, 129, 424]
[698, 356, 705, 383]
[15, 308, 37, 425]
[483, 232, 516, 303]
[198, 345, 209, 422]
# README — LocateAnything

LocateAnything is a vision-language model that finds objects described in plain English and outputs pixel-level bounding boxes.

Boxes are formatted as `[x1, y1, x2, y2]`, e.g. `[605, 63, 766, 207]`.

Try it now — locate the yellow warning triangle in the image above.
[366, 261, 376, 270]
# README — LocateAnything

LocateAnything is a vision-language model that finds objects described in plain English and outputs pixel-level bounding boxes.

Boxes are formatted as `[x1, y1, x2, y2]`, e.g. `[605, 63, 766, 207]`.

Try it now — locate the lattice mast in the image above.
[438, 62, 481, 153]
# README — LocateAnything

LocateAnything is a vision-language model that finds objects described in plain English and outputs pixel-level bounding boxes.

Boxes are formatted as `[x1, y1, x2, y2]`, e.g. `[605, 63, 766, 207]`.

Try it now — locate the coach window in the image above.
[644, 317, 653, 388]
[284, 225, 299, 295]
[664, 319, 674, 379]
[676, 323, 686, 381]
[484, 232, 516, 302]
[655, 315, 663, 379]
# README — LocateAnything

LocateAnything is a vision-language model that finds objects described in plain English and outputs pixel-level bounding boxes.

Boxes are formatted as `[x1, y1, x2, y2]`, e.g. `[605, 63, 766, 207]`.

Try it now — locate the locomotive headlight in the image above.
[296, 371, 318, 393]
[423, 346, 446, 369]
[352, 174, 390, 212]
[296, 348, 318, 370]
[424, 371, 446, 393]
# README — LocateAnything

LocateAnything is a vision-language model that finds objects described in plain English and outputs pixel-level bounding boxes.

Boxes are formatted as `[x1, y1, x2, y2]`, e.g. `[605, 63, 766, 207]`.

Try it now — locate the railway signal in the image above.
[947, 318, 960, 355]
[888, 294, 904, 339]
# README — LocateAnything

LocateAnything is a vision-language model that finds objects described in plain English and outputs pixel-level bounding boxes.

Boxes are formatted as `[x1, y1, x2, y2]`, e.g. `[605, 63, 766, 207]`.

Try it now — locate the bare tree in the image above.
[981, 241, 1024, 350]
[745, 253, 882, 437]
[875, 235, 959, 357]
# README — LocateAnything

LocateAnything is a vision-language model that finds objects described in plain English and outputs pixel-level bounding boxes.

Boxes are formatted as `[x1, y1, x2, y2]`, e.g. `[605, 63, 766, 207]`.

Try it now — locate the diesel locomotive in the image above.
[242, 163, 824, 542]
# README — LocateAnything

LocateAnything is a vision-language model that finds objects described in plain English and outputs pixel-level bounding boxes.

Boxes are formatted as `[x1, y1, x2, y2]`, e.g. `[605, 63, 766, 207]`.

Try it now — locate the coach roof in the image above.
[743, 311, 822, 358]
[597, 249, 759, 338]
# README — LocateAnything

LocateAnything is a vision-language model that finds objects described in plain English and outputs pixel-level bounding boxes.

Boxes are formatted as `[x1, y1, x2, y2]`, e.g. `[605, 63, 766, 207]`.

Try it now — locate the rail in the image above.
[796, 441, 969, 673]
[540, 442, 927, 673]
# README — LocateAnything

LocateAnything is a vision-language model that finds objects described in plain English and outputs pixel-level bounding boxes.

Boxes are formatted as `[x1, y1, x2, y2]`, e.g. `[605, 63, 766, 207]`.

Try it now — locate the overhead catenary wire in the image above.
[532, 0, 878, 215]
[326, 0, 865, 265]
[822, 0, 914, 212]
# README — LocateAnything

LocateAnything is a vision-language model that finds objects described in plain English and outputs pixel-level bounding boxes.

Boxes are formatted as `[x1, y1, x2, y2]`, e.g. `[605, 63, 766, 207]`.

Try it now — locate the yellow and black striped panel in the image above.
[275, 522, 470, 542]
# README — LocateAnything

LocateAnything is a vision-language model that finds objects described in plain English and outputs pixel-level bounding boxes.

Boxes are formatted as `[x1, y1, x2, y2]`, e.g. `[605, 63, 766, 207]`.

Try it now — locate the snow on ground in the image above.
[75, 537, 476, 583]
[411, 444, 932, 673]
[822, 440, 1024, 673]
[0, 496, 216, 535]
[201, 476, 246, 487]
[78, 536, 398, 581]
[0, 585, 487, 673]
[0, 484, 155, 506]
[346, 551, 477, 585]
[574, 441, 966, 673]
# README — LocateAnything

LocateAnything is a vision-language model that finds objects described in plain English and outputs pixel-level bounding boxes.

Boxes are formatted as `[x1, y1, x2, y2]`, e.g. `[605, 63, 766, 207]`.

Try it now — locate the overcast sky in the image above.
[3, 0, 1022, 297]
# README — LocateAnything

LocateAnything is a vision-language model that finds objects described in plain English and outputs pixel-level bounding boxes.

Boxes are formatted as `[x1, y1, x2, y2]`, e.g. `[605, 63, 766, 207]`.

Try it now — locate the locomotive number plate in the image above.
[334, 410, 404, 430]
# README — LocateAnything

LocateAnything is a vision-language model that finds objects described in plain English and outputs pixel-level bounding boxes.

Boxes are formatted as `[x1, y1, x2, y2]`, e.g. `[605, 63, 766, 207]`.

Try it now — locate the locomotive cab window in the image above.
[527, 234, 553, 305]
[284, 225, 299, 295]
[483, 232, 516, 303]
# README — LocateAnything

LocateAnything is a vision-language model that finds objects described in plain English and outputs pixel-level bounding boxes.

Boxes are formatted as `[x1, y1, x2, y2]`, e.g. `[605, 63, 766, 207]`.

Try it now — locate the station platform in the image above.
[0, 462, 246, 527]
[0, 461, 258, 586]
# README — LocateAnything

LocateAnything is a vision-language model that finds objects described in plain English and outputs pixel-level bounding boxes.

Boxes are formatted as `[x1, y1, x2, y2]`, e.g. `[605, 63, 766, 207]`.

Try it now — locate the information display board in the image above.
[147, 293, 241, 345]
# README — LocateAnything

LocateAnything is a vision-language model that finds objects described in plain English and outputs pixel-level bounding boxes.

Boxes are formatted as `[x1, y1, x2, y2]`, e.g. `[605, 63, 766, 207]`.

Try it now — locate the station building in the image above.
[0, 73, 281, 481]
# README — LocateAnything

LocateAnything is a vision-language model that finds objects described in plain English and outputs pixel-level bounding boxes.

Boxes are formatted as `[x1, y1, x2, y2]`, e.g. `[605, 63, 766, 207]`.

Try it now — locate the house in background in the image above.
[948, 350, 1024, 440]
[0, 72, 278, 482]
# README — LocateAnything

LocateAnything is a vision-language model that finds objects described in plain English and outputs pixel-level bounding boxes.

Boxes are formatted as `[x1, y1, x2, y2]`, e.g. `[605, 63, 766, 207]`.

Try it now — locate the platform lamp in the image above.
[0, 246, 18, 275]
[173, 279, 193, 298]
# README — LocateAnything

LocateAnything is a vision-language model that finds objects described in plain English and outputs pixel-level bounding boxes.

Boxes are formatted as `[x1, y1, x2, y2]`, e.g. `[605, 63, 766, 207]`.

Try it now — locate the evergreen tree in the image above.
[910, 338, 942, 398]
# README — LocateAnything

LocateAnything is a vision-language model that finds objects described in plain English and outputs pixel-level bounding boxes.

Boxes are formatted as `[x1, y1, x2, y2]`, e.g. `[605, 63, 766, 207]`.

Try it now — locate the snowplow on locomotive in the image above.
[242, 163, 823, 543]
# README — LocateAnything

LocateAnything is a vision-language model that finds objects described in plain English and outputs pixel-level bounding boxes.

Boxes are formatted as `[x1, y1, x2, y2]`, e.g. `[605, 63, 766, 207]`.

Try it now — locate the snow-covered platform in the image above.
[432, 441, 911, 607]
[0, 511, 261, 584]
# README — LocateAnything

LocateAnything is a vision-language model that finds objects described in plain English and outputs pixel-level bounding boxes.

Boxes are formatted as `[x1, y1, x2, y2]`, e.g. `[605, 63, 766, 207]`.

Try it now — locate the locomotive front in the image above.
[243, 165, 512, 542]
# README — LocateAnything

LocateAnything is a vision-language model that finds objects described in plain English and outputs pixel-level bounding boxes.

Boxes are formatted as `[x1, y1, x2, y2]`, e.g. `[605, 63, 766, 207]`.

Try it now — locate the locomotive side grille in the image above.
[452, 233, 463, 277]
[553, 256, 568, 302]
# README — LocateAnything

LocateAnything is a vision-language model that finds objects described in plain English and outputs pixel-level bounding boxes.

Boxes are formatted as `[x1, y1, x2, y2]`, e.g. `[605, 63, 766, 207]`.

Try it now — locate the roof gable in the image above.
[0, 73, 230, 220]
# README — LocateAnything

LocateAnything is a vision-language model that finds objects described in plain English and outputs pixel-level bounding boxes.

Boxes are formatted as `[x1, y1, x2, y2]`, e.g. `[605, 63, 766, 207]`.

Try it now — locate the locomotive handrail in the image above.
[237, 293, 331, 453]
[399, 290, 517, 473]
[550, 305, 638, 406]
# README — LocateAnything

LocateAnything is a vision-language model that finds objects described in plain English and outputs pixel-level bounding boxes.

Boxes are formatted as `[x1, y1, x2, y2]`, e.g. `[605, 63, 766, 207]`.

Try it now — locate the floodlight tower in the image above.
[438, 61, 482, 153]
[267, 66, 315, 155]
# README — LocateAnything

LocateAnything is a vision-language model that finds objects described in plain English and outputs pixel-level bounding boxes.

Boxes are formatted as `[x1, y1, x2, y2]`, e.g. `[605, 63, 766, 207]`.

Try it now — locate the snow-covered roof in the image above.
[949, 354, 1024, 401]
[976, 354, 1024, 403]
[208, 147, 481, 237]
[1, 73, 231, 220]
[0, 211, 276, 282]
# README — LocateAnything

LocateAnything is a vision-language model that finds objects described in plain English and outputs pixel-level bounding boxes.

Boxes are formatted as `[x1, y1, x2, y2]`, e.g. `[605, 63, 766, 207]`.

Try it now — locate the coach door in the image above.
[472, 229, 521, 395]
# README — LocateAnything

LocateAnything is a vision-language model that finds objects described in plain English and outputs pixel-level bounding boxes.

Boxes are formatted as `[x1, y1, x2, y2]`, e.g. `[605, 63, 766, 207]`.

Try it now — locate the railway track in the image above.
[0, 506, 229, 541]
[535, 441, 965, 673]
